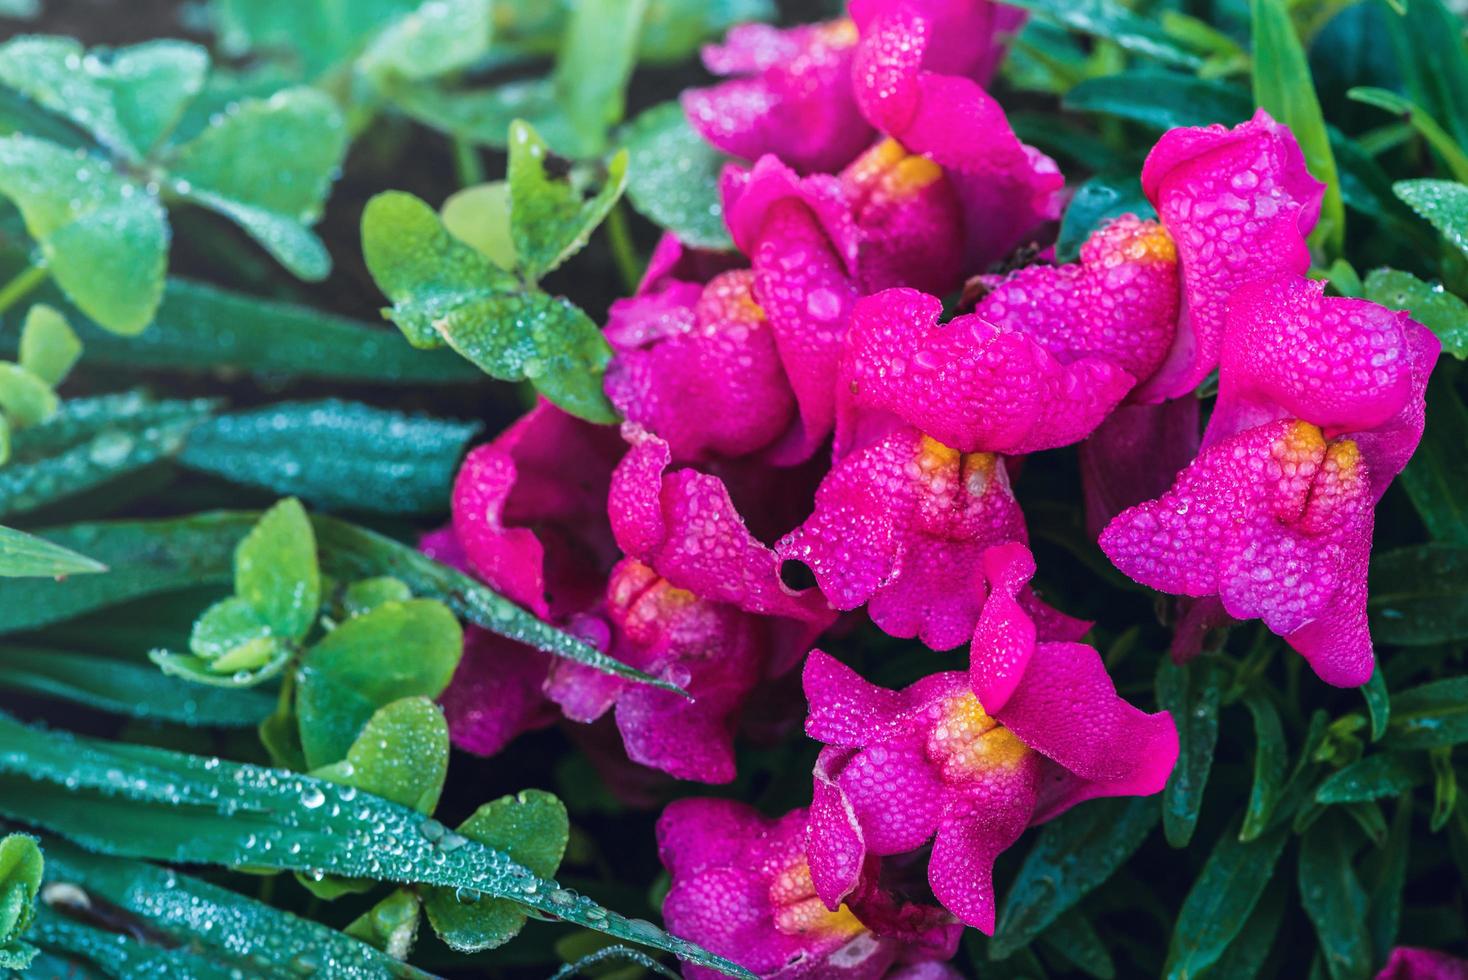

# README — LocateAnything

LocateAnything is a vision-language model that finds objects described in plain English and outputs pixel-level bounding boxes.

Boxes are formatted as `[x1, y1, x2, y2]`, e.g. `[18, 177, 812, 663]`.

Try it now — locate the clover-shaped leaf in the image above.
[341, 575, 414, 617]
[313, 696, 449, 814]
[345, 887, 422, 960]
[236, 496, 321, 643]
[508, 119, 628, 283]
[422, 790, 570, 952]
[0, 833, 42, 970]
[1395, 179, 1468, 261]
[622, 101, 731, 250]
[358, 0, 493, 83]
[441, 181, 516, 270]
[18, 304, 81, 386]
[362, 189, 616, 422]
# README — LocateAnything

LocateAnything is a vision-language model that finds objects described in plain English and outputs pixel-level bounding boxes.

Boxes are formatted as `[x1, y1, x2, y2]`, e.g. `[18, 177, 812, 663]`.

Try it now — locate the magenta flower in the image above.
[1132, 110, 1325, 401]
[1376, 948, 1468, 980]
[658, 799, 962, 979]
[1078, 397, 1200, 539]
[803, 642, 1176, 932]
[682, 20, 873, 175]
[1101, 276, 1438, 686]
[849, 0, 1060, 267]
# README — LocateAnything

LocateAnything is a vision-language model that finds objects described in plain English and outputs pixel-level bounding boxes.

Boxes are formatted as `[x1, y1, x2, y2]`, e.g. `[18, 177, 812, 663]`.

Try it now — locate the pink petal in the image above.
[1376, 948, 1468, 980]
[638, 232, 744, 296]
[1079, 396, 1200, 539]
[927, 767, 1040, 933]
[439, 626, 556, 757]
[809, 745, 872, 909]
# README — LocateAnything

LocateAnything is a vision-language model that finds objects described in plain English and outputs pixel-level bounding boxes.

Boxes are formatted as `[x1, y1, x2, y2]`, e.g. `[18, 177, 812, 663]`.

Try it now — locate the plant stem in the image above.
[0, 263, 48, 318]
[605, 204, 642, 295]
[452, 138, 485, 188]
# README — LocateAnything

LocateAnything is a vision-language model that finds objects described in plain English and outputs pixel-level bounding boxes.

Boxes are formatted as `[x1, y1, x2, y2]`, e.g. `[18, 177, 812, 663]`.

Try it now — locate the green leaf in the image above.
[235, 498, 320, 642]
[151, 594, 293, 687]
[1365, 798, 1411, 964]
[1382, 0, 1468, 152]
[0, 36, 208, 159]
[362, 189, 616, 421]
[313, 696, 449, 813]
[1163, 820, 1288, 979]
[442, 181, 517, 269]
[1386, 677, 1468, 749]
[0, 361, 56, 428]
[297, 598, 461, 768]
[1000, 0, 1202, 68]
[1251, 0, 1344, 258]
[1156, 657, 1222, 848]
[621, 101, 733, 250]
[0, 643, 273, 726]
[508, 119, 630, 282]
[168, 87, 347, 280]
[360, 0, 493, 81]
[1369, 545, 1468, 644]
[344, 887, 422, 960]
[550, 0, 649, 157]
[1394, 179, 1468, 261]
[1203, 881, 1285, 980]
[1362, 666, 1390, 742]
[0, 393, 213, 519]
[1315, 753, 1429, 803]
[17, 303, 80, 386]
[991, 797, 1158, 958]
[32, 833, 436, 978]
[178, 399, 480, 515]
[0, 135, 167, 334]
[211, 0, 419, 76]
[0, 714, 752, 978]
[0, 832, 41, 963]
[385, 78, 577, 154]
[1240, 692, 1288, 841]
[342, 576, 413, 616]
[1, 276, 482, 384]
[1299, 814, 1372, 980]
[636, 0, 775, 63]
[1038, 910, 1115, 980]
[1064, 69, 1251, 131]
[1364, 268, 1468, 361]
[423, 789, 569, 952]
[0, 524, 104, 576]
[1057, 172, 1156, 264]
[1429, 747, 1457, 832]
[1348, 87, 1468, 183]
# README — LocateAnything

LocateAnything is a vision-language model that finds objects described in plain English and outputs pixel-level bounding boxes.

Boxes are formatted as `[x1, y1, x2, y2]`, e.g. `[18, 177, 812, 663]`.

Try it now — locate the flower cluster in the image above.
[427, 0, 1436, 974]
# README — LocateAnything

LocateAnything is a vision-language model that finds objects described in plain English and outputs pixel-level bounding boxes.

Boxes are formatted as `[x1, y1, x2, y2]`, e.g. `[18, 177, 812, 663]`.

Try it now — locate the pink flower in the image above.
[850, 0, 1059, 267]
[682, 20, 873, 174]
[1132, 110, 1325, 402]
[1078, 397, 1200, 539]
[1101, 277, 1438, 686]
[803, 642, 1175, 933]
[658, 799, 962, 980]
[1377, 949, 1468, 980]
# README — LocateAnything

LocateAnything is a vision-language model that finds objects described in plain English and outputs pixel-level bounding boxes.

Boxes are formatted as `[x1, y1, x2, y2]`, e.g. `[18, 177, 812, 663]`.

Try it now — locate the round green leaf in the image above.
[17, 303, 81, 387]
[235, 497, 320, 642]
[312, 697, 449, 813]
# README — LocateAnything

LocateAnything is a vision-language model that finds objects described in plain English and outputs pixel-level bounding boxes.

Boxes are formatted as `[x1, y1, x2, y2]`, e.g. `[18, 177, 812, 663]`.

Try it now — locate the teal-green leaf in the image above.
[359, 0, 493, 82]
[150, 637, 291, 689]
[178, 399, 480, 515]
[1394, 179, 1468, 261]
[1348, 87, 1468, 183]
[1366, 798, 1411, 965]
[1240, 691, 1288, 841]
[1163, 820, 1288, 979]
[0, 715, 752, 978]
[0, 361, 56, 428]
[362, 189, 615, 421]
[0, 36, 208, 159]
[1001, 0, 1202, 68]
[1156, 657, 1222, 847]
[210, 0, 418, 77]
[1038, 910, 1115, 980]
[1315, 753, 1429, 803]
[1299, 814, 1372, 980]
[296, 598, 461, 768]
[636, 0, 775, 63]
[1429, 747, 1457, 832]
[1369, 545, 1468, 644]
[235, 497, 320, 642]
[1364, 268, 1468, 361]
[1382, 0, 1468, 152]
[167, 87, 346, 281]
[189, 595, 272, 660]
[1063, 69, 1251, 131]
[1056, 172, 1156, 263]
[423, 789, 569, 952]
[17, 303, 81, 386]
[0, 832, 42, 956]
[0, 135, 167, 334]
[1203, 881, 1286, 980]
[1362, 666, 1390, 742]
[344, 887, 422, 960]
[509, 119, 630, 282]
[1251, 0, 1344, 258]
[622, 101, 733, 250]
[312, 696, 449, 814]
[1385, 677, 1468, 749]
[991, 797, 1158, 958]
[550, 0, 649, 157]
[0, 524, 104, 577]
[0, 644, 273, 726]
[442, 181, 517, 270]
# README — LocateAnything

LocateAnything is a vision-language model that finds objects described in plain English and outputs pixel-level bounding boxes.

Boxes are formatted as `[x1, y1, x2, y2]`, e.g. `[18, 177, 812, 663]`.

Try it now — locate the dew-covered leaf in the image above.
[441, 181, 516, 270]
[0, 524, 104, 577]
[1364, 268, 1468, 361]
[1366, 798, 1412, 962]
[179, 399, 480, 515]
[359, 0, 493, 82]
[313, 697, 449, 815]
[385, 78, 578, 155]
[1001, 0, 1202, 68]
[0, 35, 208, 159]
[168, 88, 347, 280]
[17, 303, 80, 386]
[296, 598, 461, 769]
[1394, 179, 1468, 261]
[1202, 881, 1285, 980]
[1315, 753, 1428, 804]
[1385, 677, 1468, 750]
[1163, 820, 1288, 979]
[150, 593, 290, 689]
[344, 887, 422, 961]
[0, 644, 273, 726]
[508, 119, 629, 283]
[210, 0, 419, 76]
[1056, 172, 1155, 263]
[622, 101, 732, 250]
[549, 0, 647, 158]
[0, 714, 754, 978]
[362, 189, 615, 421]
[0, 135, 167, 334]
[1298, 814, 1372, 980]
[0, 831, 42, 969]
[1063, 70, 1251, 131]
[636, 0, 775, 62]
[342, 576, 413, 617]
[1369, 545, 1468, 644]
[235, 497, 320, 642]
[423, 789, 569, 952]
[1382, 0, 1468, 153]
[0, 362, 56, 429]
[991, 797, 1157, 958]
[1362, 666, 1390, 742]
[1240, 691, 1288, 841]
[1156, 657, 1222, 848]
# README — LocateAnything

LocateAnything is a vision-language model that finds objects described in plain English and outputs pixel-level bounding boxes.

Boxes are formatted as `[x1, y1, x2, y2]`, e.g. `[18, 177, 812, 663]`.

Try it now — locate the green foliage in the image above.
[0, 523, 101, 576]
[622, 101, 733, 250]
[1395, 179, 1468, 261]
[0, 833, 42, 970]
[1156, 658, 1222, 848]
